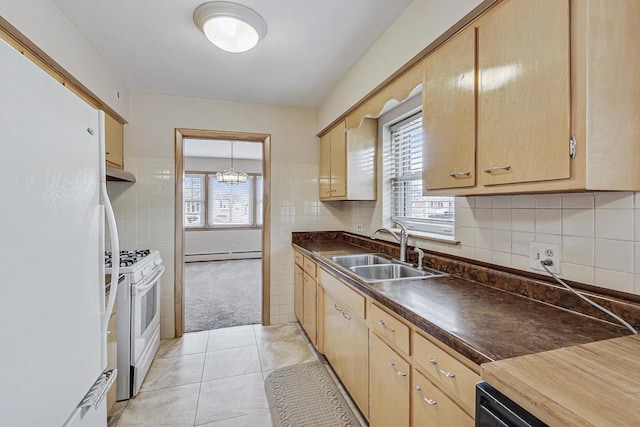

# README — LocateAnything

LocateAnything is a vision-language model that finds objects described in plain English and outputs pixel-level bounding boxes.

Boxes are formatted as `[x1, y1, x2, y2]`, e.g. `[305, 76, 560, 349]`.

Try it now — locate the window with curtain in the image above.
[387, 112, 455, 237]
[184, 173, 263, 228]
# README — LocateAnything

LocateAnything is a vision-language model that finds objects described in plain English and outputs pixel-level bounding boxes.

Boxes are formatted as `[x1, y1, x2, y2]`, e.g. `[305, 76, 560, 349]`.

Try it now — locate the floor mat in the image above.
[265, 361, 362, 427]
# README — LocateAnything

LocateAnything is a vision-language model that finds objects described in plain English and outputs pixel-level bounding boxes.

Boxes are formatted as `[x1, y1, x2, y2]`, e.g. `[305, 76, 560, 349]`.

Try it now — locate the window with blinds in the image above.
[184, 173, 263, 228]
[387, 112, 455, 237]
[209, 176, 253, 226]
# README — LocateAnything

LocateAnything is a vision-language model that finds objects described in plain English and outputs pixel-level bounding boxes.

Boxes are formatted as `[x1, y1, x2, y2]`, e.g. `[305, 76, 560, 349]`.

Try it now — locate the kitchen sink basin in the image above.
[329, 254, 391, 268]
[349, 264, 445, 282]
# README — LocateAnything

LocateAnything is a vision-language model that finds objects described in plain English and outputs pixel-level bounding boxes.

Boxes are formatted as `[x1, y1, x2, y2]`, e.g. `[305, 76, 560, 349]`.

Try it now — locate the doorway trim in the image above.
[174, 128, 271, 338]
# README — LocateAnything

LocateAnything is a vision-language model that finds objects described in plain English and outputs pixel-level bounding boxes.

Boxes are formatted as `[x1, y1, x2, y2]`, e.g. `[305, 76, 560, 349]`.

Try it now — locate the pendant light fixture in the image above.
[193, 1, 267, 53]
[216, 142, 248, 184]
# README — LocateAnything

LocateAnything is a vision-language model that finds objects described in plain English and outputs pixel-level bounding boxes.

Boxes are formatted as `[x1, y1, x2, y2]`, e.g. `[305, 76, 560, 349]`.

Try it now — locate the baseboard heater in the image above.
[185, 251, 262, 262]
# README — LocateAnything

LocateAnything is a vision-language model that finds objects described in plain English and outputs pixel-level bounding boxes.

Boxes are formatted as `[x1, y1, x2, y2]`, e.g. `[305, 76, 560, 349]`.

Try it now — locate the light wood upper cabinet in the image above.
[105, 112, 124, 170]
[319, 118, 377, 201]
[423, 26, 476, 191]
[477, 0, 570, 187]
[423, 0, 640, 195]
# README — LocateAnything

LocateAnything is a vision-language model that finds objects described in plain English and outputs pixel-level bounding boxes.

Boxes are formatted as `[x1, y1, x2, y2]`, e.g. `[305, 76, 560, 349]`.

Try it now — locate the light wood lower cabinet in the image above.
[323, 290, 369, 418]
[369, 333, 410, 427]
[293, 251, 318, 347]
[293, 264, 304, 323]
[412, 368, 473, 427]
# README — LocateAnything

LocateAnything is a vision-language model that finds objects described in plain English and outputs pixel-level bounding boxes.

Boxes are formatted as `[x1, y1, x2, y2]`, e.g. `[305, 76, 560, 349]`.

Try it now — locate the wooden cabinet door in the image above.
[330, 121, 347, 198]
[370, 334, 410, 427]
[323, 291, 342, 376]
[104, 113, 124, 169]
[477, 0, 570, 186]
[294, 265, 304, 322]
[412, 368, 473, 427]
[341, 309, 369, 418]
[319, 132, 332, 199]
[302, 273, 317, 345]
[423, 26, 476, 191]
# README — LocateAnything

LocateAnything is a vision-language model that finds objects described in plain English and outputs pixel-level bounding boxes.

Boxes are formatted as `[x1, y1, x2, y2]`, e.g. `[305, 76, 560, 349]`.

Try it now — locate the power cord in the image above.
[539, 259, 638, 335]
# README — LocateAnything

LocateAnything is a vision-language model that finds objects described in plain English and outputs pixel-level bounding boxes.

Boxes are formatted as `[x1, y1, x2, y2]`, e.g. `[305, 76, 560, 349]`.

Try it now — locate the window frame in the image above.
[184, 171, 263, 230]
[384, 110, 456, 240]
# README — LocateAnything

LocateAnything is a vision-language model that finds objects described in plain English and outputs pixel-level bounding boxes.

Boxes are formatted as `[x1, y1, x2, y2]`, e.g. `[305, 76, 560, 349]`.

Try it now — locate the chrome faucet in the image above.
[413, 246, 425, 270]
[371, 222, 409, 263]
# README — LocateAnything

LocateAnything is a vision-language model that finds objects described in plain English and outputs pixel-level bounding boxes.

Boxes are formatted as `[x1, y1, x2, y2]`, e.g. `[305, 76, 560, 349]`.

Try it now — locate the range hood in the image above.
[106, 166, 136, 182]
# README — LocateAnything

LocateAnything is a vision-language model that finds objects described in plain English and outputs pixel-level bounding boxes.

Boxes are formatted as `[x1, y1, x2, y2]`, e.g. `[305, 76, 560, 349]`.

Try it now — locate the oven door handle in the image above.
[132, 265, 165, 296]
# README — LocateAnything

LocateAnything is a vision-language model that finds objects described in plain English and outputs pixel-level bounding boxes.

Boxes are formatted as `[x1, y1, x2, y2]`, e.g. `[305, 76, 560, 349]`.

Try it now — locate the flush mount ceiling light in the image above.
[216, 142, 248, 184]
[193, 1, 267, 53]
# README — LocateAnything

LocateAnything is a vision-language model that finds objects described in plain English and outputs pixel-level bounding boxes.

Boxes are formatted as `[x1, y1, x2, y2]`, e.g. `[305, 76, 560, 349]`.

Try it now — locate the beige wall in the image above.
[315, 0, 483, 132]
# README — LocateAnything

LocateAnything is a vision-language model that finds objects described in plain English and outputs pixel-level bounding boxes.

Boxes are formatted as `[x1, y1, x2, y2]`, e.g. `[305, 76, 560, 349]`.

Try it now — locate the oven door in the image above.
[130, 265, 164, 395]
[476, 382, 548, 427]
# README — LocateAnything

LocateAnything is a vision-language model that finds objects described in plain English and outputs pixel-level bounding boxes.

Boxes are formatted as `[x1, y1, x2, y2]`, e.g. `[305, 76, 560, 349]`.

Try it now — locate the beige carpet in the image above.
[184, 259, 261, 332]
[265, 361, 361, 427]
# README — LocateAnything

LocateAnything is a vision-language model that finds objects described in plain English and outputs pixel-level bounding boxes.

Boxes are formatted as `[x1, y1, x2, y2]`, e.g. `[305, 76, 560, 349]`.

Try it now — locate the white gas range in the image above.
[105, 250, 164, 400]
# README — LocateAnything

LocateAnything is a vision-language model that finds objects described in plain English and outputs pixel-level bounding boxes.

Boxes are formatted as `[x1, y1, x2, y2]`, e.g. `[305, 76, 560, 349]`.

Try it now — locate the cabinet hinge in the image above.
[569, 136, 577, 159]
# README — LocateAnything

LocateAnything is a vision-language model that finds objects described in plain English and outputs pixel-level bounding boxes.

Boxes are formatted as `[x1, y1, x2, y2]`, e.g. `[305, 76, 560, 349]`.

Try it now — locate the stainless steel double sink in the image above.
[328, 253, 446, 283]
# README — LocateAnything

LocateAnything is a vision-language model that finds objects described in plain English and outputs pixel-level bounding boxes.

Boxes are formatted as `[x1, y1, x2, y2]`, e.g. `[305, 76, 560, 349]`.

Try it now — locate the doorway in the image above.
[174, 129, 271, 337]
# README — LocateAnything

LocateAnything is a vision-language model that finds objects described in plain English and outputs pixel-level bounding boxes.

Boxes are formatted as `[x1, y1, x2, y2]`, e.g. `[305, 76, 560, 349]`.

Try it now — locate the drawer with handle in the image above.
[412, 368, 473, 427]
[303, 256, 317, 277]
[412, 331, 480, 415]
[371, 303, 410, 356]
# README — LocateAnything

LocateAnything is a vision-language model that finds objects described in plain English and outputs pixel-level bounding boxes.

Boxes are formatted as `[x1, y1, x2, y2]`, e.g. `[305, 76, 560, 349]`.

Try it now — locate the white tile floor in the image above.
[108, 322, 365, 427]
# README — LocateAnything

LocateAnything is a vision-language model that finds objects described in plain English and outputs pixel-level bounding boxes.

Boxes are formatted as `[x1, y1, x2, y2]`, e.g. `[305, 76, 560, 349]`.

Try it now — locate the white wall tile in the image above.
[512, 195, 535, 209]
[594, 269, 634, 294]
[562, 209, 594, 237]
[492, 251, 511, 267]
[512, 232, 534, 256]
[595, 209, 633, 241]
[474, 197, 492, 209]
[535, 195, 562, 209]
[475, 208, 492, 229]
[535, 209, 562, 235]
[595, 192, 634, 209]
[562, 263, 595, 285]
[492, 230, 511, 253]
[492, 209, 512, 231]
[563, 193, 594, 209]
[512, 209, 535, 232]
[594, 239, 634, 273]
[562, 236, 594, 266]
[492, 196, 512, 209]
[475, 228, 493, 250]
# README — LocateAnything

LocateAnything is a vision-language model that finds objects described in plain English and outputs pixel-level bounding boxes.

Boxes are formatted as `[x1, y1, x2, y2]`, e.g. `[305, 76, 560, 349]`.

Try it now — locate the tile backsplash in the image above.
[342, 192, 640, 296]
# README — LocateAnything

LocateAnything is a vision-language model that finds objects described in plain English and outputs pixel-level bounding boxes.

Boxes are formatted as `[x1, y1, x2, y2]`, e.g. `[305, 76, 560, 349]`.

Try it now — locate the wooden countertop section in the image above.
[482, 335, 640, 426]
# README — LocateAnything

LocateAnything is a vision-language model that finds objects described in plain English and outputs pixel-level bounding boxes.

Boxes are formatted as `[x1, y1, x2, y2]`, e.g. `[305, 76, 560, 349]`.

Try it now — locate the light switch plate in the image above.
[529, 242, 560, 274]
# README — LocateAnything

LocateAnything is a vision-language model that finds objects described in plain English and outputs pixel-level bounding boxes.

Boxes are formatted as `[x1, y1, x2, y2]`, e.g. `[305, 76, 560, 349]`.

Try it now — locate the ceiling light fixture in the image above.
[193, 1, 267, 53]
[217, 142, 248, 184]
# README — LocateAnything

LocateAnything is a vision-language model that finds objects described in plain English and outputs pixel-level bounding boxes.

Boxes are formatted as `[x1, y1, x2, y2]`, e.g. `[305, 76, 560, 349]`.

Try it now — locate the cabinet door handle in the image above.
[378, 320, 395, 332]
[449, 171, 471, 178]
[429, 358, 455, 377]
[341, 312, 351, 321]
[483, 165, 511, 174]
[414, 385, 437, 405]
[105, 151, 111, 155]
[387, 361, 407, 377]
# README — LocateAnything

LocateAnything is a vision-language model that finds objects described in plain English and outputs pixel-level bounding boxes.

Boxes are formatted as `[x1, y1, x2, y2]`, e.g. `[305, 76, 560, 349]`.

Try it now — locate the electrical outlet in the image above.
[529, 242, 560, 274]
[356, 223, 364, 232]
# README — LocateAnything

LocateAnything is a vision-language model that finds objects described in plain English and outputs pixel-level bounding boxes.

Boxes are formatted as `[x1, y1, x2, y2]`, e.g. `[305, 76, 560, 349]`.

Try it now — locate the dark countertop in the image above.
[293, 232, 633, 366]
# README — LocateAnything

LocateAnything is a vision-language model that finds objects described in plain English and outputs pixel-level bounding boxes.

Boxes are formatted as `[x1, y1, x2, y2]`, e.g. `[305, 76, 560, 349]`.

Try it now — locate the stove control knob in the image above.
[142, 267, 151, 277]
[155, 258, 163, 266]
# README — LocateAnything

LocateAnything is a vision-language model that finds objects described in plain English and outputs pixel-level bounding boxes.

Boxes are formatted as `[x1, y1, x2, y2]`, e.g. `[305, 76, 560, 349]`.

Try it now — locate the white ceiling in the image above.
[184, 138, 263, 159]
[50, 0, 413, 108]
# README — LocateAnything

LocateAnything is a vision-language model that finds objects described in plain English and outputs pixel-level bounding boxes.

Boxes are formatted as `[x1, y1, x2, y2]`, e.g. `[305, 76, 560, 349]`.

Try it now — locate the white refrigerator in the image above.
[0, 38, 120, 426]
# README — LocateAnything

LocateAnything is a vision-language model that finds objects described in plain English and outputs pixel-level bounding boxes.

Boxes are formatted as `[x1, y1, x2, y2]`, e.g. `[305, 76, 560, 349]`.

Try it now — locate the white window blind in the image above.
[388, 112, 455, 237]
[255, 176, 264, 226]
[208, 176, 254, 226]
[184, 174, 205, 227]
